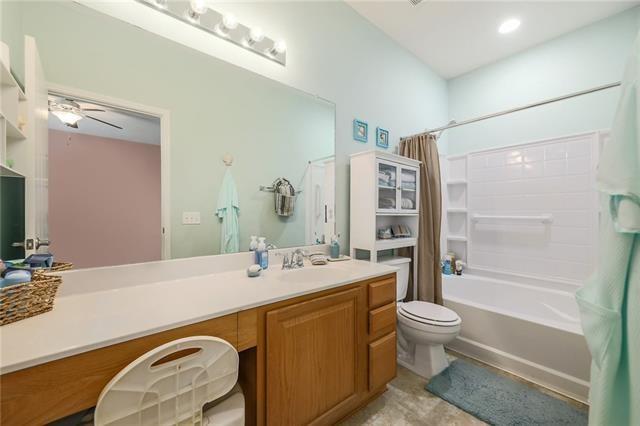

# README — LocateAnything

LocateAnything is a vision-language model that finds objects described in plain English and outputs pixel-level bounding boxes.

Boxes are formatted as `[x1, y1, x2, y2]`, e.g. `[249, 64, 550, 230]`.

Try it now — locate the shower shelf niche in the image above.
[444, 155, 468, 264]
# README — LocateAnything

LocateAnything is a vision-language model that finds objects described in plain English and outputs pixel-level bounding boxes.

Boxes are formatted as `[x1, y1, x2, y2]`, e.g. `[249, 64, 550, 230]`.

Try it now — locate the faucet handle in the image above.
[282, 254, 290, 270]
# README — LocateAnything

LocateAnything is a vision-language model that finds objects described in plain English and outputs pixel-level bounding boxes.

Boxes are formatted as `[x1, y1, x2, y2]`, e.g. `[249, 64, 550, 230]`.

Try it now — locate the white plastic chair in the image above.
[94, 336, 244, 426]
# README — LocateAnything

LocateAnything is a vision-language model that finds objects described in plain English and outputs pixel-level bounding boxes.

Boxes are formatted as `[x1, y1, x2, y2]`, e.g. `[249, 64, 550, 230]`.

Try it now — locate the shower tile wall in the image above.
[467, 132, 600, 283]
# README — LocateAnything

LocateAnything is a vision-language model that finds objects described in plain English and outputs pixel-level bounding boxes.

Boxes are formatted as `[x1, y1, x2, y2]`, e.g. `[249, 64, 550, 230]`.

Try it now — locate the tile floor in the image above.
[341, 364, 486, 426]
[340, 351, 587, 426]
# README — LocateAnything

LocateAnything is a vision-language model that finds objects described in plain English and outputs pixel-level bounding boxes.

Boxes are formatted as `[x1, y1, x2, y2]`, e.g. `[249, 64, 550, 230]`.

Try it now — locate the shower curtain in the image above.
[399, 133, 443, 305]
[575, 33, 639, 425]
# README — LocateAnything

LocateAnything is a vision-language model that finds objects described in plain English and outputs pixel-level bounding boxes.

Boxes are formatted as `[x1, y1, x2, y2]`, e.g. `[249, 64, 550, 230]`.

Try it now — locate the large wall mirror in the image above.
[0, 1, 335, 269]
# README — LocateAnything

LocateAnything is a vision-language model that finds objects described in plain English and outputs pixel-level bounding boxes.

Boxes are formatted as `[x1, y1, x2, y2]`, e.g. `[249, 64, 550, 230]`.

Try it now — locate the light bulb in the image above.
[498, 18, 521, 34]
[245, 26, 264, 46]
[269, 40, 286, 56]
[187, 0, 207, 21]
[215, 13, 239, 36]
[222, 13, 238, 30]
[190, 0, 207, 14]
[249, 27, 264, 43]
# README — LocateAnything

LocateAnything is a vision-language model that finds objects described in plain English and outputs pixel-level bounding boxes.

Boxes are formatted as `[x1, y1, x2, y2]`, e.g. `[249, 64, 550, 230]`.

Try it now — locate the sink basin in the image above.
[277, 267, 352, 284]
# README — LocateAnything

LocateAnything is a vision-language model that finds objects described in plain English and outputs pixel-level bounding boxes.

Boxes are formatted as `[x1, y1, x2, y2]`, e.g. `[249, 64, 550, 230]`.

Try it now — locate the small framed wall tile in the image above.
[353, 119, 368, 143]
[376, 127, 389, 149]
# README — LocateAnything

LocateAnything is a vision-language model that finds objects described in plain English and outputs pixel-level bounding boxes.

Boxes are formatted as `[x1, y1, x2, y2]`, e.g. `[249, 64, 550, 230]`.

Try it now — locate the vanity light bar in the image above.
[136, 0, 287, 66]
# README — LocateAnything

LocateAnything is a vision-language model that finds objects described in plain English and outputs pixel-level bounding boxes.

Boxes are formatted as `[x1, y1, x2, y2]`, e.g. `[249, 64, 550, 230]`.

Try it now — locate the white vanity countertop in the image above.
[0, 258, 397, 374]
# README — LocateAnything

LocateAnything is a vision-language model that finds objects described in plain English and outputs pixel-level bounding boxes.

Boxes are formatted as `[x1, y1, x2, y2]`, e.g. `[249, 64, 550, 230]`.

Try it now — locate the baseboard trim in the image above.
[447, 336, 590, 404]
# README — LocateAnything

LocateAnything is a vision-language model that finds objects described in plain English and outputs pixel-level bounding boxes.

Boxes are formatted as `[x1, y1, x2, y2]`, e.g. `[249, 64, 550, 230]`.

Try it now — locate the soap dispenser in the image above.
[256, 237, 269, 270]
[249, 236, 258, 252]
[330, 235, 340, 259]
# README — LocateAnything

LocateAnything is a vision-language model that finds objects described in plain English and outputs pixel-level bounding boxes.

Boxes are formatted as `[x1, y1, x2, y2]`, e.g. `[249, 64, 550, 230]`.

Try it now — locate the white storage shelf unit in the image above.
[1, 57, 27, 177]
[445, 155, 468, 263]
[350, 150, 420, 299]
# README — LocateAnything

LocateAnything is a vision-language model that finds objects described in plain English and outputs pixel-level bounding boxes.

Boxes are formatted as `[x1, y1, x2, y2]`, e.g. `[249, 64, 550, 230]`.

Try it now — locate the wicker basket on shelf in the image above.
[0, 262, 73, 326]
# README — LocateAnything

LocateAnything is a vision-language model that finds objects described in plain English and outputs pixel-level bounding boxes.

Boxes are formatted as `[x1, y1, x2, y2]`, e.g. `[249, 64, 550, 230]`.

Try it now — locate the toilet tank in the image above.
[378, 256, 411, 301]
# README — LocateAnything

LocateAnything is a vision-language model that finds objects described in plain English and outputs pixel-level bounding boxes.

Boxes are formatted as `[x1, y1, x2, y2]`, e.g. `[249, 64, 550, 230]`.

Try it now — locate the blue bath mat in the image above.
[426, 359, 588, 426]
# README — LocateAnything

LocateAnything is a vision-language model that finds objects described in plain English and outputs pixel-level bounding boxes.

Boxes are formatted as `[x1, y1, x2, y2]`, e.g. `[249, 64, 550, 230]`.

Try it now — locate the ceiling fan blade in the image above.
[82, 108, 106, 112]
[86, 115, 123, 129]
[65, 98, 81, 109]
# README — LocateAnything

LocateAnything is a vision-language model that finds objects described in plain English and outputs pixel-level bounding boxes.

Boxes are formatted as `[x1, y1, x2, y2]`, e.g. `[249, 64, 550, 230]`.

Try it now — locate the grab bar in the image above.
[471, 214, 553, 224]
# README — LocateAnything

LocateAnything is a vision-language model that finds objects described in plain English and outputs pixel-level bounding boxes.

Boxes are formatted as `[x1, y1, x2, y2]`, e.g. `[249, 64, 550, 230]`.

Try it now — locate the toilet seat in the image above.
[398, 301, 461, 327]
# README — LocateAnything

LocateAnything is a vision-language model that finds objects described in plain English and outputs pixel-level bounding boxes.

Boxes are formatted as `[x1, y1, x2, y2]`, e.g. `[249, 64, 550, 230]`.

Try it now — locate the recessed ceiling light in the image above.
[498, 18, 521, 34]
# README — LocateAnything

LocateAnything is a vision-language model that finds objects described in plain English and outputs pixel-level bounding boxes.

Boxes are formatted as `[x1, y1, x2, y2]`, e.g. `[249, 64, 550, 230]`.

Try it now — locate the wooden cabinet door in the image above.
[266, 286, 366, 425]
[369, 332, 397, 391]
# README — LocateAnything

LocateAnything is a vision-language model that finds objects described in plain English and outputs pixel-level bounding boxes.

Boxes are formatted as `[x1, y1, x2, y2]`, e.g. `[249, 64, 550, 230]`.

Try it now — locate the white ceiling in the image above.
[48, 95, 161, 145]
[348, 1, 639, 79]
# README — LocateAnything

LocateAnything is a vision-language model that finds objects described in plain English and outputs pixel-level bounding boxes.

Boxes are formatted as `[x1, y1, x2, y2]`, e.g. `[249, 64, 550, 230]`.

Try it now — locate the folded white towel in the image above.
[309, 253, 328, 265]
[401, 198, 415, 209]
[402, 172, 416, 183]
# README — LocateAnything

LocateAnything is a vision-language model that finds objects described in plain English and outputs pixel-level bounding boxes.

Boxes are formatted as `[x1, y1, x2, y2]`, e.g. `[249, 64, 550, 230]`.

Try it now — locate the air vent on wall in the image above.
[408, 0, 424, 5]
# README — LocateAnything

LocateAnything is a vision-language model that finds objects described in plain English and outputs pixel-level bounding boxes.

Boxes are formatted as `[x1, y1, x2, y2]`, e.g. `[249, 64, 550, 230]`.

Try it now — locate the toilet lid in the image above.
[399, 301, 460, 325]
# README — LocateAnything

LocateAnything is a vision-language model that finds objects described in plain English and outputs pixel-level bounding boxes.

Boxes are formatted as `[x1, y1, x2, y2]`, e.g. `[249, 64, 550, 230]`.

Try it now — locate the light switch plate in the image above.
[182, 211, 201, 225]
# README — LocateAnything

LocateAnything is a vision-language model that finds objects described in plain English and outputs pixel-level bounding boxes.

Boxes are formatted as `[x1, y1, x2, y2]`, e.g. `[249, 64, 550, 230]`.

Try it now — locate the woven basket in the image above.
[0, 262, 73, 326]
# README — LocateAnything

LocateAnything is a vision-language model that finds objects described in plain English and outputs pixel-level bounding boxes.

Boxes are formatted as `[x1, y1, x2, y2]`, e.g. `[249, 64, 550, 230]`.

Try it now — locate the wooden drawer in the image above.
[369, 302, 396, 339]
[368, 332, 397, 391]
[368, 277, 396, 309]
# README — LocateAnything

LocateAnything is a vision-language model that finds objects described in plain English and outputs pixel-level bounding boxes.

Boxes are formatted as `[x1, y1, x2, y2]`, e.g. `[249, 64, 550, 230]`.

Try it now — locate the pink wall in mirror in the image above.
[48, 130, 161, 268]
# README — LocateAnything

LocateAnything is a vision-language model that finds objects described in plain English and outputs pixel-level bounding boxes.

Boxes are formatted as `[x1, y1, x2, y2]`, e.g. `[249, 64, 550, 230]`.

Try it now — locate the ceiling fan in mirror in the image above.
[48, 97, 123, 130]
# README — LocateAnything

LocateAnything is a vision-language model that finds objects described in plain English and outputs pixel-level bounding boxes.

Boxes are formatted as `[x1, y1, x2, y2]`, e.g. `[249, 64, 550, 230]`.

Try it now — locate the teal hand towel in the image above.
[216, 169, 240, 254]
[576, 32, 640, 426]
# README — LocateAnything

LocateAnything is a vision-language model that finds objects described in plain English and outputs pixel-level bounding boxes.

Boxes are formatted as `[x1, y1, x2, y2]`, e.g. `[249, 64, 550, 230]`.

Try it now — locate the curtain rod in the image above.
[404, 81, 621, 140]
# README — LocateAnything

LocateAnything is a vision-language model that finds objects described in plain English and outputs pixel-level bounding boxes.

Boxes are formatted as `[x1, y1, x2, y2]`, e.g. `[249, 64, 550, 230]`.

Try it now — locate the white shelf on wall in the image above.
[375, 237, 417, 251]
[2, 113, 27, 140]
[0, 163, 25, 178]
[444, 155, 469, 265]
[1, 55, 29, 179]
[376, 212, 418, 217]
[0, 61, 26, 101]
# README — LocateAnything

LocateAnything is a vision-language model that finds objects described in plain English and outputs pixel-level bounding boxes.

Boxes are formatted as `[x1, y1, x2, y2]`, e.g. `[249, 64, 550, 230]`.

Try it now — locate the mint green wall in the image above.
[446, 7, 640, 156]
[3, 1, 335, 258]
[1, 1, 448, 255]
[0, 0, 24, 85]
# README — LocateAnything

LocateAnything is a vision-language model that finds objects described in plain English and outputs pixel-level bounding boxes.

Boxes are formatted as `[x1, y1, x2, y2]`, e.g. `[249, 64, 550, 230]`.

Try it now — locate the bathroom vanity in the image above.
[0, 256, 397, 425]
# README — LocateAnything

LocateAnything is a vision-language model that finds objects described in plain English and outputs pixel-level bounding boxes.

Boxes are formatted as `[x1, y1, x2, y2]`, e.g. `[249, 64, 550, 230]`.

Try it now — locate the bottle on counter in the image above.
[255, 237, 269, 270]
[249, 236, 258, 252]
[330, 235, 340, 259]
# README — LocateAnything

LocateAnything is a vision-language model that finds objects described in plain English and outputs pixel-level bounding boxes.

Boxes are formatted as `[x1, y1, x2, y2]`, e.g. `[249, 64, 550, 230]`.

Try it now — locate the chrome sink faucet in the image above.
[282, 249, 305, 270]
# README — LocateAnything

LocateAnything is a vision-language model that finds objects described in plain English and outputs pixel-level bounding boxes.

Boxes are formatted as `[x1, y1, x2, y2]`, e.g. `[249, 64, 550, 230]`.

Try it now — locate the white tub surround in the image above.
[0, 251, 397, 374]
[443, 274, 590, 403]
[444, 131, 602, 285]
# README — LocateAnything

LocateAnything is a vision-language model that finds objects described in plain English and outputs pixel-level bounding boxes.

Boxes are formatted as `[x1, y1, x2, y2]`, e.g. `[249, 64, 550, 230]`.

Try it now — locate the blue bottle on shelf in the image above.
[330, 235, 340, 259]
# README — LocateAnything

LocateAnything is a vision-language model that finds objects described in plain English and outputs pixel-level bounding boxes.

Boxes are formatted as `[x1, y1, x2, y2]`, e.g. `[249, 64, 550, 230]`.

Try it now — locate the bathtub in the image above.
[442, 273, 591, 403]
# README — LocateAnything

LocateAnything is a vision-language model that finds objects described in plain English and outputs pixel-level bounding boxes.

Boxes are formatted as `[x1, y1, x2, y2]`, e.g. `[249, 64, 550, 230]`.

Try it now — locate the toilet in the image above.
[379, 256, 462, 379]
